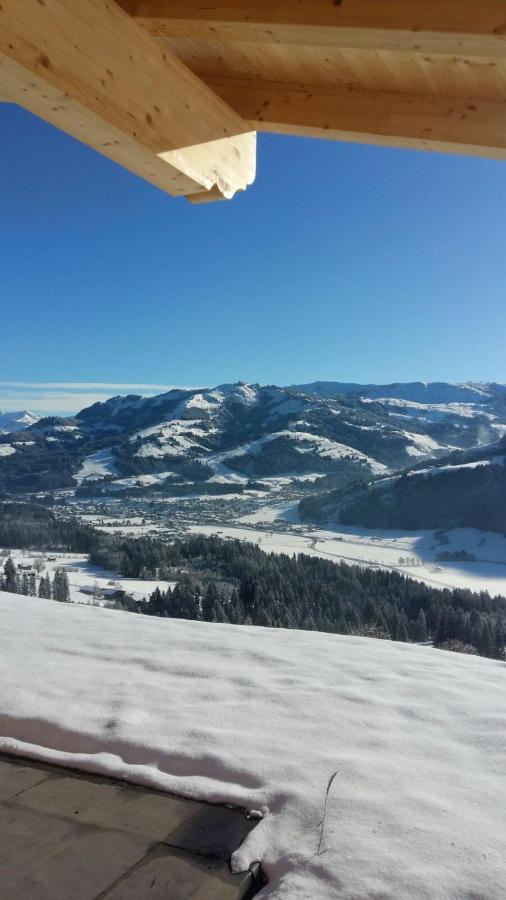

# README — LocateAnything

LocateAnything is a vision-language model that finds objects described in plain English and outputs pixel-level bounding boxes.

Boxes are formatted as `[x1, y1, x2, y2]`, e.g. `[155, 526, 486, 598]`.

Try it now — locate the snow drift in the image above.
[0, 594, 504, 899]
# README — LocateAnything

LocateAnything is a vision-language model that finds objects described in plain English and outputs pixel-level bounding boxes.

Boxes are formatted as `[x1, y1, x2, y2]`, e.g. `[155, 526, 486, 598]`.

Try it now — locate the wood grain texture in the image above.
[0, 0, 255, 198]
[207, 76, 506, 159]
[123, 1, 506, 57]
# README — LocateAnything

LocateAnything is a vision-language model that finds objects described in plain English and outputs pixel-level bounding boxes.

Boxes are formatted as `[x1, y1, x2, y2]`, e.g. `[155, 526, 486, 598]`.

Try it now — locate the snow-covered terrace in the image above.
[0, 593, 504, 899]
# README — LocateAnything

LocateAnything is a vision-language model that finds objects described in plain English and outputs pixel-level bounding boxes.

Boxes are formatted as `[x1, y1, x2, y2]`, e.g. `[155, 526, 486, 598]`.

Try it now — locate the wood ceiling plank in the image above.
[122, 1, 506, 58]
[206, 76, 506, 159]
[158, 38, 506, 104]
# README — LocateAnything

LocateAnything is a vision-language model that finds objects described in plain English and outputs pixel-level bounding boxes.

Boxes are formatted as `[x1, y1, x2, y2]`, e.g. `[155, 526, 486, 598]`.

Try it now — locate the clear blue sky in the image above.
[2, 103, 506, 412]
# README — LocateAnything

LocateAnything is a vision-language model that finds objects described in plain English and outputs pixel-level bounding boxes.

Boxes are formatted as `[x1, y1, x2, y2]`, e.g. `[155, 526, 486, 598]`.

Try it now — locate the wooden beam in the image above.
[160, 131, 256, 200]
[122, 1, 506, 58]
[0, 0, 256, 199]
[206, 76, 506, 160]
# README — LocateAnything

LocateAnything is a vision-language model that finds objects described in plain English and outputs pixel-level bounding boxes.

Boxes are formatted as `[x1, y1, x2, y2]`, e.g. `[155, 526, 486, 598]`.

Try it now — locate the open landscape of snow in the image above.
[187, 521, 506, 596]
[79, 513, 170, 535]
[3, 549, 174, 604]
[0, 595, 504, 899]
[74, 448, 118, 483]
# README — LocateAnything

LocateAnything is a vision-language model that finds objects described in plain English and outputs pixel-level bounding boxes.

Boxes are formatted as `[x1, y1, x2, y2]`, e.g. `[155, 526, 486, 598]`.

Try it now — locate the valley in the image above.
[3, 379, 506, 598]
[59, 487, 506, 597]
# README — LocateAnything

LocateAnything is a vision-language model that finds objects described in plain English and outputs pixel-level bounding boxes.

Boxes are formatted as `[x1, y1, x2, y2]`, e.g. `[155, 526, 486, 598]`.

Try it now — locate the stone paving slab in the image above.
[0, 754, 261, 900]
[98, 845, 254, 900]
[0, 758, 51, 803]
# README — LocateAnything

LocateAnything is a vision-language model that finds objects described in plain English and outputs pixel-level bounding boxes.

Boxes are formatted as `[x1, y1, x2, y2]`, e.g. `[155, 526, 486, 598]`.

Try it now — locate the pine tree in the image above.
[61, 569, 70, 602]
[477, 622, 495, 658]
[203, 582, 219, 621]
[494, 619, 505, 661]
[256, 608, 272, 628]
[213, 601, 229, 624]
[52, 568, 70, 602]
[376, 610, 391, 639]
[3, 557, 17, 593]
[396, 617, 409, 643]
[408, 607, 427, 644]
[434, 607, 452, 645]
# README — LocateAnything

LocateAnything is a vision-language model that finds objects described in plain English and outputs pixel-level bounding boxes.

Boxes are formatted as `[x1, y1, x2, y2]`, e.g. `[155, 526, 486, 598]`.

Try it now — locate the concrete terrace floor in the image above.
[0, 753, 262, 899]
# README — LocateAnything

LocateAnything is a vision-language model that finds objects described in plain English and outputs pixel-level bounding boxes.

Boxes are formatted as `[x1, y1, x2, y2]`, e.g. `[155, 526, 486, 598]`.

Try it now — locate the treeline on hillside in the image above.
[226, 435, 366, 478]
[340, 464, 506, 532]
[300, 462, 506, 533]
[0, 501, 100, 552]
[0, 557, 70, 602]
[113, 442, 216, 479]
[91, 533, 506, 661]
[0, 442, 76, 492]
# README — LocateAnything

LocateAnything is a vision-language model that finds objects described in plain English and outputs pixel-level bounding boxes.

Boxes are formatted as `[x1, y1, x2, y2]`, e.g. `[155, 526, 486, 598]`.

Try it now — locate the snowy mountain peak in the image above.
[213, 382, 260, 404]
[0, 409, 40, 433]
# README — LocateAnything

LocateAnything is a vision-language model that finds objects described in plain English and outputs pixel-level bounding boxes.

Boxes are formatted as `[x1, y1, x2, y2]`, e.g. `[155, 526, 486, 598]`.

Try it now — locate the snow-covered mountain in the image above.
[0, 409, 40, 434]
[292, 380, 504, 404]
[1, 381, 506, 494]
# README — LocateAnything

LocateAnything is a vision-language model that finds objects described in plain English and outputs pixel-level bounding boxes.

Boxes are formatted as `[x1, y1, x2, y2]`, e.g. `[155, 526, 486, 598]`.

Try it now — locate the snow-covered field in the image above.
[0, 444, 16, 457]
[3, 550, 174, 604]
[187, 521, 506, 596]
[0, 595, 504, 899]
[79, 513, 170, 535]
[74, 449, 118, 484]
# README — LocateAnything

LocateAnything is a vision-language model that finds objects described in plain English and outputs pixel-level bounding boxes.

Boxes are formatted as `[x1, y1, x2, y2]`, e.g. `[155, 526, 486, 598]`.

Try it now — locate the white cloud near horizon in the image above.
[0, 382, 200, 415]
[0, 381, 194, 391]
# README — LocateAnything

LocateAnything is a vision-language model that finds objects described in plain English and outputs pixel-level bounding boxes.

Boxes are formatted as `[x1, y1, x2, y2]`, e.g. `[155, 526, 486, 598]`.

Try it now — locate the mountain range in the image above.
[0, 382, 505, 526]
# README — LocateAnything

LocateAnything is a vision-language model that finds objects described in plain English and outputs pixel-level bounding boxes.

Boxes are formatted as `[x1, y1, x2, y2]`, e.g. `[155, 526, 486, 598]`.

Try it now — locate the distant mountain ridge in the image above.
[0, 410, 40, 434]
[291, 380, 504, 404]
[0, 380, 505, 495]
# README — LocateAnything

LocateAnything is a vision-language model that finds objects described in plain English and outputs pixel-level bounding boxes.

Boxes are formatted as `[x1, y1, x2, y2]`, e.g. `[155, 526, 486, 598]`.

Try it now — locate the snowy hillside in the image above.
[301, 438, 506, 533]
[0, 594, 504, 899]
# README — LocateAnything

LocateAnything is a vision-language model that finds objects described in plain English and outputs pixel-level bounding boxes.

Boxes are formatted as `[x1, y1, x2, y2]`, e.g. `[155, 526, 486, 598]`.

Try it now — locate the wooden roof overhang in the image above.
[2, 1, 506, 203]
